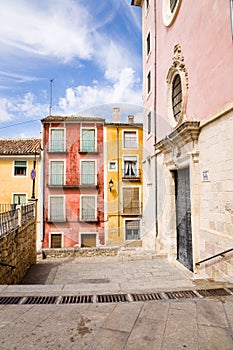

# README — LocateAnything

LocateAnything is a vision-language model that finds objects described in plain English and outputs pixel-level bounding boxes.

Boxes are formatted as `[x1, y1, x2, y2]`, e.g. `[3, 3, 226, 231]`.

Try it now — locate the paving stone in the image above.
[83, 328, 129, 350]
[139, 300, 169, 321]
[125, 316, 165, 350]
[197, 300, 229, 328]
[102, 302, 143, 333]
[198, 324, 233, 350]
[162, 301, 198, 350]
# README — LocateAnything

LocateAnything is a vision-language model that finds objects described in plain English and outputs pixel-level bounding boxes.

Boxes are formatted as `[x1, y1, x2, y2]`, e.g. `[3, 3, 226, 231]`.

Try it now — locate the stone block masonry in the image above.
[0, 220, 36, 284]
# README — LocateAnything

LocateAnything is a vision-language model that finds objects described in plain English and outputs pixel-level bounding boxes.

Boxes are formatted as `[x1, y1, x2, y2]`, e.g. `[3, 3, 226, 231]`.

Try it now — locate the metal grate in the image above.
[165, 290, 197, 300]
[131, 293, 163, 302]
[96, 294, 128, 303]
[60, 295, 93, 304]
[23, 296, 58, 305]
[197, 288, 231, 297]
[0, 296, 22, 305]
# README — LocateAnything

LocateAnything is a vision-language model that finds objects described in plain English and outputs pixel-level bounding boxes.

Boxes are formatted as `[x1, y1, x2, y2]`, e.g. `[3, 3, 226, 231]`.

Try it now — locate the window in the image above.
[172, 74, 182, 122]
[81, 196, 96, 221]
[50, 233, 62, 248]
[50, 161, 64, 185]
[49, 196, 65, 222]
[123, 156, 138, 177]
[146, 0, 149, 9]
[81, 129, 95, 152]
[50, 128, 65, 152]
[81, 161, 95, 185]
[123, 131, 137, 149]
[13, 194, 26, 205]
[14, 161, 27, 176]
[109, 161, 117, 171]
[170, 0, 178, 12]
[162, 0, 182, 27]
[147, 71, 151, 94]
[81, 233, 96, 248]
[147, 111, 151, 135]
[146, 32, 151, 56]
[123, 187, 140, 214]
[125, 220, 140, 240]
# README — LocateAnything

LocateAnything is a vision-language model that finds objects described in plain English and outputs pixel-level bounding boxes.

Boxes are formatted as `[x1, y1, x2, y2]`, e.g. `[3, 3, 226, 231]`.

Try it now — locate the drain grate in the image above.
[131, 292, 163, 302]
[23, 296, 58, 305]
[96, 294, 128, 303]
[0, 296, 22, 305]
[197, 288, 231, 297]
[60, 295, 93, 304]
[165, 290, 197, 300]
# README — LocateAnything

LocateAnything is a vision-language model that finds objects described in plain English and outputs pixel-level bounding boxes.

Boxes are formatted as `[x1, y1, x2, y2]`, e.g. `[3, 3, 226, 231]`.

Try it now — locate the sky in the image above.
[0, 0, 142, 138]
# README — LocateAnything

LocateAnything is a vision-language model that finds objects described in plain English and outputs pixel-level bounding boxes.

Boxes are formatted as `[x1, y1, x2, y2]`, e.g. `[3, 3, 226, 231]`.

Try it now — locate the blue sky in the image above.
[0, 0, 142, 138]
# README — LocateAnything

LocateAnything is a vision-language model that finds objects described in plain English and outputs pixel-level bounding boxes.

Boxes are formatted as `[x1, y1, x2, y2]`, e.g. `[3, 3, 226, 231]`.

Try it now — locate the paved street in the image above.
[0, 255, 233, 349]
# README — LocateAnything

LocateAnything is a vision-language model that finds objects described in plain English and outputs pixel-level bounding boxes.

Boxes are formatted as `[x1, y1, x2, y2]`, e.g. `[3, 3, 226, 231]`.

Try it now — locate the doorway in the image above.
[174, 167, 193, 271]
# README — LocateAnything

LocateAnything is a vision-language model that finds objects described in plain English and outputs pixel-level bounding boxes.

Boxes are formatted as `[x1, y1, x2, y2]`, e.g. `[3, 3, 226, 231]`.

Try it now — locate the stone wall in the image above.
[42, 247, 119, 259]
[0, 220, 36, 284]
[197, 108, 233, 281]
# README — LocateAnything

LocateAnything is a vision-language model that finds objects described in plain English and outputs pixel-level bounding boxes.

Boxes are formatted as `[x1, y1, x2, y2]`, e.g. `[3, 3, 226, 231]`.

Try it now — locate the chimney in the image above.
[128, 115, 134, 124]
[112, 107, 120, 123]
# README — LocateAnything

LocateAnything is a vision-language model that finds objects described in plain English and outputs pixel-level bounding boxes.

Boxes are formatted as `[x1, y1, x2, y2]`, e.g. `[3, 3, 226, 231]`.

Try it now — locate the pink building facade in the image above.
[132, 0, 233, 280]
[41, 116, 105, 249]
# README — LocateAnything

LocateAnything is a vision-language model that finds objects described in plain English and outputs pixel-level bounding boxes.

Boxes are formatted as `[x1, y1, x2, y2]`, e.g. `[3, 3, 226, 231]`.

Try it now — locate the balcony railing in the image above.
[47, 173, 98, 188]
[122, 168, 141, 182]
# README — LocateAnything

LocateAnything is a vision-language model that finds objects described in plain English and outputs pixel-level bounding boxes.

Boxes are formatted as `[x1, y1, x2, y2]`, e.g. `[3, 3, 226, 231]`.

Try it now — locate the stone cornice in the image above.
[156, 121, 200, 154]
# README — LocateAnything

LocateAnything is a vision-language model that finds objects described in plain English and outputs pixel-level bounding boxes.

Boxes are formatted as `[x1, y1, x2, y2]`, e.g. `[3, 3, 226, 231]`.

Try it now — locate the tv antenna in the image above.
[49, 78, 54, 115]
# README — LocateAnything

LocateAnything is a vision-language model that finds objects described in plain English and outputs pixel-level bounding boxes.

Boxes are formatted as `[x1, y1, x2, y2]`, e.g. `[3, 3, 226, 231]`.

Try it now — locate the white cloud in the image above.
[57, 67, 142, 115]
[0, 99, 13, 121]
[0, 93, 48, 122]
[0, 0, 94, 62]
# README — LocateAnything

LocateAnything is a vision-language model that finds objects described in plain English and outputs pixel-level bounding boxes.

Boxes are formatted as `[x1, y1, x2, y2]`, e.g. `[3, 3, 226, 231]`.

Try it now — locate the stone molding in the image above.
[166, 44, 189, 129]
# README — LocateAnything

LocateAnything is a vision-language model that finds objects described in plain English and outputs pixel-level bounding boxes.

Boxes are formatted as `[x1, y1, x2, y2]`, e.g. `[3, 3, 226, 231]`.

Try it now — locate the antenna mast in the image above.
[49, 78, 54, 116]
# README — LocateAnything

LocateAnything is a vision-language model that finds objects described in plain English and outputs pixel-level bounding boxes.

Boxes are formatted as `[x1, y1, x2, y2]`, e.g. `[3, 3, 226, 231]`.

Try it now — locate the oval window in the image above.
[172, 74, 182, 122]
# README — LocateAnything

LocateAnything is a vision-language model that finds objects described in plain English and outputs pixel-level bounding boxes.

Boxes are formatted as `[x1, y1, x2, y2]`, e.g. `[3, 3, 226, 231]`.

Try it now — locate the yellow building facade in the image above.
[105, 116, 143, 246]
[0, 139, 41, 249]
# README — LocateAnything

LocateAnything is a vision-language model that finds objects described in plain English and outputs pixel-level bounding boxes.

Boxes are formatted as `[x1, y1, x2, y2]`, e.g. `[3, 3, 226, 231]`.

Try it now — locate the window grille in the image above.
[172, 74, 182, 122]
[125, 220, 140, 240]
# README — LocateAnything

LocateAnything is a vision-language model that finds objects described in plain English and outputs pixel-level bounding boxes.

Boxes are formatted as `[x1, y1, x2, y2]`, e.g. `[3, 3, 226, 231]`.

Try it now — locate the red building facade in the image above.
[41, 116, 105, 248]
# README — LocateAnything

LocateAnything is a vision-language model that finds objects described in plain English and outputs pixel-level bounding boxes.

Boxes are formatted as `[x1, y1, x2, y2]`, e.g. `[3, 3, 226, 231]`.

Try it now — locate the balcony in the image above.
[47, 173, 98, 189]
[122, 169, 141, 182]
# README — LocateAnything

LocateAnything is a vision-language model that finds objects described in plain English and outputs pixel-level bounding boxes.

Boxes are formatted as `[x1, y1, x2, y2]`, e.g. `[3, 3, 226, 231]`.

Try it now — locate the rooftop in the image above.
[41, 115, 105, 123]
[0, 138, 41, 155]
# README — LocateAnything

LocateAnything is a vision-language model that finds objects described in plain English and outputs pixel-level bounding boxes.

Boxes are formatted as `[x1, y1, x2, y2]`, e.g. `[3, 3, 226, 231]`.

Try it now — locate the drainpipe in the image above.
[117, 126, 120, 237]
[154, 0, 158, 238]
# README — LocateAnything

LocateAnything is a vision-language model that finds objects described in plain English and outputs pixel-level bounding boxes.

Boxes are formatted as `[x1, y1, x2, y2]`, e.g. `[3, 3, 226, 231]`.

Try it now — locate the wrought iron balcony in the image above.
[47, 173, 98, 188]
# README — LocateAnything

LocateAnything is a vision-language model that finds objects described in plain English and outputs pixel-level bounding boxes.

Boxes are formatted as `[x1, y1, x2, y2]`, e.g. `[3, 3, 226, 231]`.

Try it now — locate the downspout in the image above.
[117, 126, 120, 237]
[154, 0, 158, 238]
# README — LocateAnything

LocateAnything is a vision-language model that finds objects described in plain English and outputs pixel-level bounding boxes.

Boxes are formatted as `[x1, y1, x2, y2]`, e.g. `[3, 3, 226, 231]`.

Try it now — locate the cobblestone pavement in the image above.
[0, 256, 233, 349]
